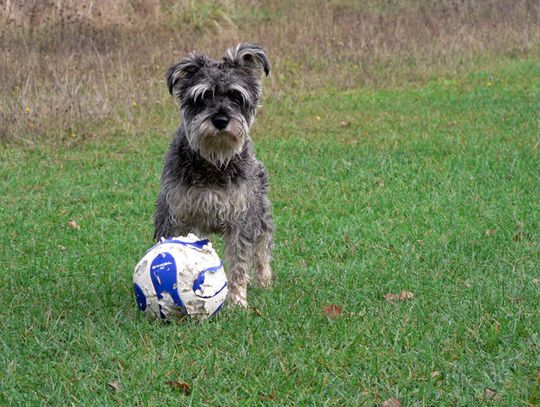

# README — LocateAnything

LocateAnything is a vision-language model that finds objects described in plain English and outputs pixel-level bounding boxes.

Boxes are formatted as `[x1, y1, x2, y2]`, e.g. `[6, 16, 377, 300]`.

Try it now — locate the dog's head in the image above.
[166, 42, 270, 167]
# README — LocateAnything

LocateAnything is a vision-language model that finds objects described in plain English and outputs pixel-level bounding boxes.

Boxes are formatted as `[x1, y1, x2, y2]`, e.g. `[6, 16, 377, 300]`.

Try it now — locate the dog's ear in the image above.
[166, 53, 207, 96]
[224, 42, 270, 76]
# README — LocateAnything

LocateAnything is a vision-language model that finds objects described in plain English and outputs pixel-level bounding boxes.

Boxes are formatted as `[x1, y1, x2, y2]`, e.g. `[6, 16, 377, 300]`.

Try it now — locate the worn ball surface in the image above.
[133, 234, 228, 321]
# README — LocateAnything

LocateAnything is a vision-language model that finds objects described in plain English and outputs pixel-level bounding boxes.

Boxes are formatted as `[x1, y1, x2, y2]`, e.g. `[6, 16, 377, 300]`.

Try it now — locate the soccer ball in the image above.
[133, 234, 228, 321]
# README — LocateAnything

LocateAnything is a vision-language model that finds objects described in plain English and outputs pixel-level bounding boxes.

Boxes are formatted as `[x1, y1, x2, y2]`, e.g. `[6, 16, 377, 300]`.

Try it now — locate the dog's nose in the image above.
[211, 114, 229, 130]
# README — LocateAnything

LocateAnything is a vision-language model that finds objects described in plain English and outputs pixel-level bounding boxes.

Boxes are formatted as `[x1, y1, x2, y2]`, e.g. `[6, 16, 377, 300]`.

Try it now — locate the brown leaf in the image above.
[68, 220, 80, 230]
[484, 388, 499, 400]
[494, 320, 501, 334]
[339, 120, 351, 127]
[384, 293, 399, 301]
[107, 381, 121, 391]
[399, 291, 414, 300]
[259, 392, 277, 401]
[485, 229, 497, 236]
[381, 398, 401, 407]
[384, 291, 414, 302]
[323, 304, 342, 318]
[431, 371, 441, 378]
[252, 308, 263, 317]
[165, 381, 191, 395]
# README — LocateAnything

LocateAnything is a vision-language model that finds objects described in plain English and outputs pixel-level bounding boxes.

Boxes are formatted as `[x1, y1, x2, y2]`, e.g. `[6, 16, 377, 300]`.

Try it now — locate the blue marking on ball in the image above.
[209, 301, 225, 318]
[144, 238, 210, 255]
[133, 283, 147, 311]
[192, 262, 227, 298]
[149, 252, 186, 317]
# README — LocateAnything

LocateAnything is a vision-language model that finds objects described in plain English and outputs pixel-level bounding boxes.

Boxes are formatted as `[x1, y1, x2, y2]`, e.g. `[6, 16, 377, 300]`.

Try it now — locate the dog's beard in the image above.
[184, 112, 248, 168]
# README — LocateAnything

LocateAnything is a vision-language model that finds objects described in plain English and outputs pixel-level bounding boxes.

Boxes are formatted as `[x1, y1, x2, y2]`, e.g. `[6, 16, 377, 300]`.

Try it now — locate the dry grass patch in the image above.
[1, 0, 539, 142]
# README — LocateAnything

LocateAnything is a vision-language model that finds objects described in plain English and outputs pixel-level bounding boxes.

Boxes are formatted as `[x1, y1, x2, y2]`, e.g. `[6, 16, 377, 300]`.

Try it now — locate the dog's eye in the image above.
[201, 90, 212, 101]
[227, 90, 245, 105]
[193, 91, 211, 104]
[187, 90, 212, 108]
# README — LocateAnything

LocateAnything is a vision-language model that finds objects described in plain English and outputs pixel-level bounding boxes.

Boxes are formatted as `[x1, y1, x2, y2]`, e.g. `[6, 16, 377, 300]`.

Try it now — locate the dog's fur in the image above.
[153, 43, 273, 307]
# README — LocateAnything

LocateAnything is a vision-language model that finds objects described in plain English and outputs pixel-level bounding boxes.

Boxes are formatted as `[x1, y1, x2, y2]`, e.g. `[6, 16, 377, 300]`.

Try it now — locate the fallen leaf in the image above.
[431, 371, 441, 378]
[381, 398, 401, 407]
[252, 308, 263, 317]
[484, 388, 500, 401]
[339, 121, 351, 127]
[165, 381, 191, 395]
[399, 291, 414, 300]
[315, 115, 321, 121]
[384, 291, 414, 302]
[107, 381, 121, 391]
[494, 320, 501, 333]
[259, 392, 277, 401]
[485, 229, 497, 236]
[68, 220, 80, 230]
[384, 293, 399, 301]
[323, 304, 342, 318]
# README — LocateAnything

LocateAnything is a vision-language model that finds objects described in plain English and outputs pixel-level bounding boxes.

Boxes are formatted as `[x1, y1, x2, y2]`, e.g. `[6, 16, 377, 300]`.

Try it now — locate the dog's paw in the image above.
[227, 291, 248, 308]
[255, 276, 273, 289]
[255, 266, 273, 288]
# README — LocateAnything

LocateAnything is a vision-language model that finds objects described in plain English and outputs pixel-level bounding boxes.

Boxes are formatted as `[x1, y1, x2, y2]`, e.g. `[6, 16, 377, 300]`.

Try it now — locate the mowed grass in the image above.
[1, 60, 539, 405]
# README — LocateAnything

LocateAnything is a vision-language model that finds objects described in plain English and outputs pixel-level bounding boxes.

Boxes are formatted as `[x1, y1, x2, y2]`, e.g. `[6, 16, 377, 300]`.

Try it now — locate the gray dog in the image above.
[153, 43, 273, 307]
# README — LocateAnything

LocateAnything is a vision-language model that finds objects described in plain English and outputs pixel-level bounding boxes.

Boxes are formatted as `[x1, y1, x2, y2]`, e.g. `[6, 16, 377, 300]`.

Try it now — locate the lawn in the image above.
[1, 59, 539, 405]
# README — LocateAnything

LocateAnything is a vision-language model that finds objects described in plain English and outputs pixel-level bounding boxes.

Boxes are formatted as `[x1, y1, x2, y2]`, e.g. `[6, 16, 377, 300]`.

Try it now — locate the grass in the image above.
[1, 58, 539, 405]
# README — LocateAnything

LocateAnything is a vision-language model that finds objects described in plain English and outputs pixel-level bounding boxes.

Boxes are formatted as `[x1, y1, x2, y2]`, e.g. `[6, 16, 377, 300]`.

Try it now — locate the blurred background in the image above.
[1, 0, 539, 142]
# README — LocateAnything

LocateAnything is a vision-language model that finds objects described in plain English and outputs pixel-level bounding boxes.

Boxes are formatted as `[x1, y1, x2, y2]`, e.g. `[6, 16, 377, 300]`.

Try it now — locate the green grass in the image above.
[1, 59, 539, 405]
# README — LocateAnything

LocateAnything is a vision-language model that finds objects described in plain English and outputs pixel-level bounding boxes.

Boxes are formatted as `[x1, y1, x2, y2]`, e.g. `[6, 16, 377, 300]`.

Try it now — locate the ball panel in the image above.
[210, 301, 225, 317]
[150, 252, 186, 317]
[192, 261, 227, 298]
[133, 283, 147, 311]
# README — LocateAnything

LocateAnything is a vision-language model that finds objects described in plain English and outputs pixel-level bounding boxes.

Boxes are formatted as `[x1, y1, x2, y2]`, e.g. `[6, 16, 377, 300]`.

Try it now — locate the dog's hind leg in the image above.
[254, 231, 273, 288]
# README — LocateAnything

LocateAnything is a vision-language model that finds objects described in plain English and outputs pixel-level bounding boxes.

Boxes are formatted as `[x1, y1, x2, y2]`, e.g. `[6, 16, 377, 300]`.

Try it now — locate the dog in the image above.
[153, 43, 274, 308]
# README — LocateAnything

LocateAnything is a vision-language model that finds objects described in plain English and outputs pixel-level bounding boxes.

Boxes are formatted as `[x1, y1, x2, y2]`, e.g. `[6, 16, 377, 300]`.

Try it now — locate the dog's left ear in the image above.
[166, 53, 208, 96]
[224, 42, 270, 76]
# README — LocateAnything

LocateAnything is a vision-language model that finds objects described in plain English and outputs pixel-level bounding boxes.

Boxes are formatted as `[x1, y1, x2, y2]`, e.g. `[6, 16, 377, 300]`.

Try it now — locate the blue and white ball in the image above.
[133, 234, 228, 321]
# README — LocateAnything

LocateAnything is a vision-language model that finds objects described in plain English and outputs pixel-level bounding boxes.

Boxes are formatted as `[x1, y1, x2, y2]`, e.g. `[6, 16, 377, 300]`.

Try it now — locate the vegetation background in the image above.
[1, 0, 539, 405]
[1, 0, 539, 141]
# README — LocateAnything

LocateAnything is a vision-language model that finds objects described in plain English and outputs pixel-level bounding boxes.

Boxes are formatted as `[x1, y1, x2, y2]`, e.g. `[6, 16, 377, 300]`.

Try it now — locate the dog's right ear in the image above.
[166, 53, 207, 96]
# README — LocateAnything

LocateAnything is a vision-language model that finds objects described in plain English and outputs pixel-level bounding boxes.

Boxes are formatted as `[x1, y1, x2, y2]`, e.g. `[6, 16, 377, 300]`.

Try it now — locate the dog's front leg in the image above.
[224, 229, 252, 307]
[153, 190, 183, 241]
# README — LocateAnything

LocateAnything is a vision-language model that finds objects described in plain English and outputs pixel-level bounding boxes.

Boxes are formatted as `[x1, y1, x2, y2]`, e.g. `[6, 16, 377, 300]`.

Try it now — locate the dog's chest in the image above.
[168, 181, 251, 230]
